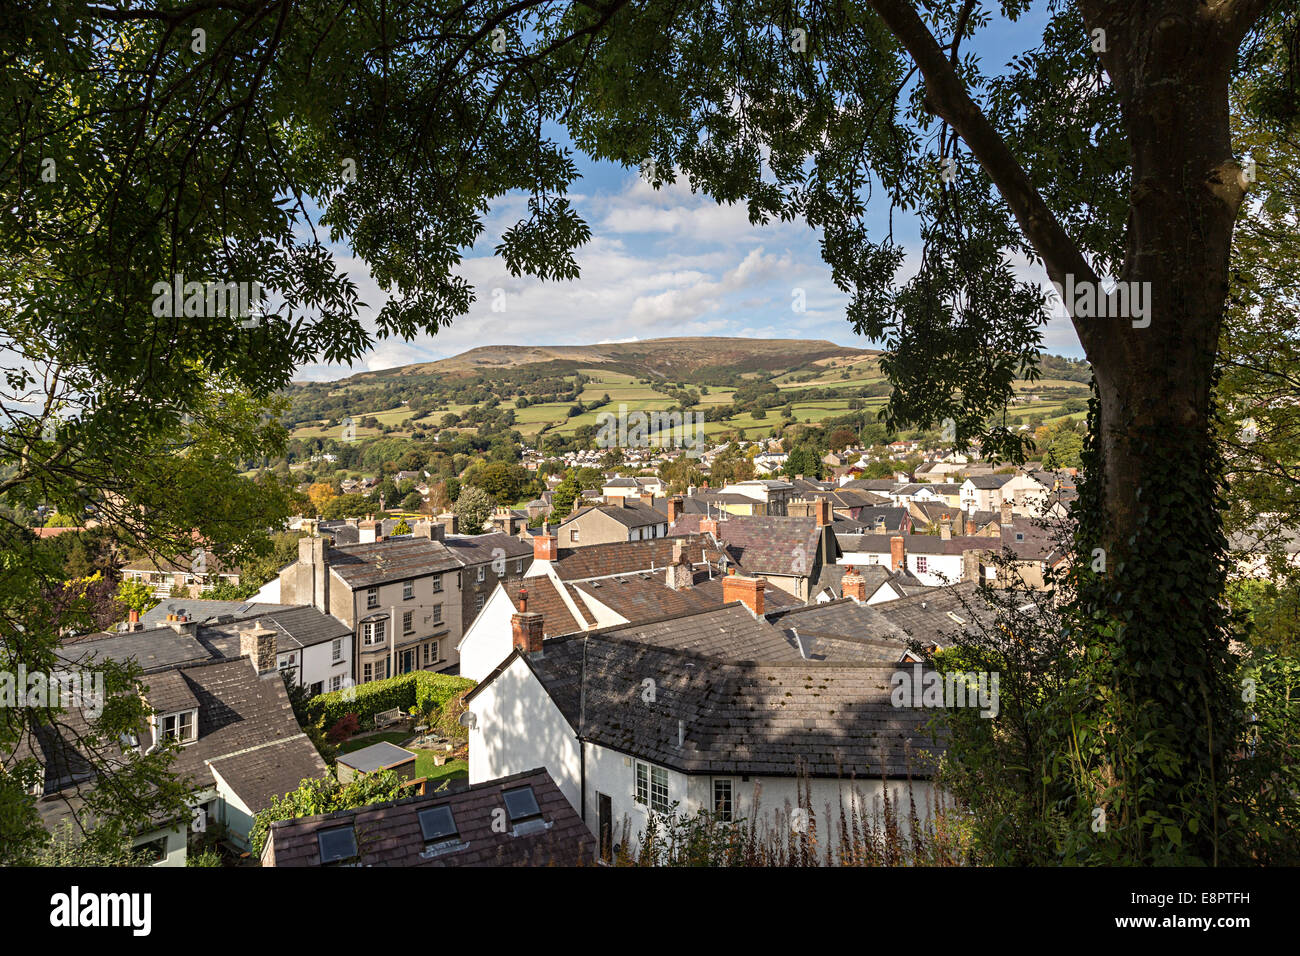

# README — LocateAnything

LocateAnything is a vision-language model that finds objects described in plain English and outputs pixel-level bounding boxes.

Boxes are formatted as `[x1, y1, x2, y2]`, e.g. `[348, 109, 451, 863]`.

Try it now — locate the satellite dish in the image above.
[459, 711, 477, 730]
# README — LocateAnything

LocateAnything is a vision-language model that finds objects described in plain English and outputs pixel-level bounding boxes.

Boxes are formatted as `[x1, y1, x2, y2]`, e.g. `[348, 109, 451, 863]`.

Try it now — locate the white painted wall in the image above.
[457, 584, 516, 683]
[467, 655, 582, 813]
[252, 577, 281, 603]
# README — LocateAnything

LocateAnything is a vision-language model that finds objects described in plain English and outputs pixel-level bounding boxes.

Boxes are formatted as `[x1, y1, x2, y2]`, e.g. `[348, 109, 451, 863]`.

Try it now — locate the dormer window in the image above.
[160, 710, 196, 744]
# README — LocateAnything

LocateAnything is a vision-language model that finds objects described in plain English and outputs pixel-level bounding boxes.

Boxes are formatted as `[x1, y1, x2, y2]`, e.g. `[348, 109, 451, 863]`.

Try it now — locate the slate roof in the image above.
[141, 598, 296, 627]
[840, 479, 899, 492]
[846, 533, 1004, 556]
[677, 515, 833, 578]
[550, 533, 716, 581]
[563, 501, 665, 530]
[571, 574, 717, 624]
[328, 538, 461, 588]
[443, 532, 534, 568]
[767, 598, 913, 662]
[966, 474, 1014, 489]
[869, 583, 989, 647]
[164, 658, 327, 808]
[263, 767, 595, 867]
[583, 602, 803, 662]
[484, 636, 943, 778]
[688, 572, 806, 610]
[502, 576, 588, 636]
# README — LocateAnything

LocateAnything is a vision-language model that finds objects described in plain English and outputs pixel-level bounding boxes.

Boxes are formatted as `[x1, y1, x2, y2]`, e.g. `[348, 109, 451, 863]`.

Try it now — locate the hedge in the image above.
[306, 670, 476, 730]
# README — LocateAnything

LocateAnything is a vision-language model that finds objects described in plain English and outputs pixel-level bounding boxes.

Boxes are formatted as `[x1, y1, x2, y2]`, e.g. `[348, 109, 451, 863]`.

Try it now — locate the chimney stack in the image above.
[666, 541, 692, 591]
[511, 611, 544, 656]
[965, 516, 977, 536]
[1000, 499, 1013, 527]
[722, 574, 765, 617]
[814, 498, 832, 527]
[533, 532, 558, 562]
[239, 621, 278, 676]
[438, 512, 459, 535]
[668, 495, 684, 525]
[639, 493, 655, 508]
[890, 535, 906, 572]
[700, 517, 719, 537]
[841, 565, 866, 603]
[299, 536, 330, 613]
[940, 516, 951, 541]
[166, 612, 197, 636]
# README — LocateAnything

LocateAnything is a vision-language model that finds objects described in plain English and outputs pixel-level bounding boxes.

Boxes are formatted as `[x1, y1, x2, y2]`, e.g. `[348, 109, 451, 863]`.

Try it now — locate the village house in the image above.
[558, 499, 668, 546]
[463, 617, 944, 861]
[275, 525, 464, 683]
[33, 619, 330, 864]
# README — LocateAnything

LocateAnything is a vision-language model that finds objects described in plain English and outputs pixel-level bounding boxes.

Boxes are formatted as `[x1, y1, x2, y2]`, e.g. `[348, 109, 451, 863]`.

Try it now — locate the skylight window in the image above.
[418, 805, 458, 844]
[503, 786, 542, 823]
[317, 826, 358, 865]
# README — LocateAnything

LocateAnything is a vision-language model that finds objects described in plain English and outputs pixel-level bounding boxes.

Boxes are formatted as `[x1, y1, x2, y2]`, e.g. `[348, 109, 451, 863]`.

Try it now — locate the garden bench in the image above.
[374, 708, 403, 729]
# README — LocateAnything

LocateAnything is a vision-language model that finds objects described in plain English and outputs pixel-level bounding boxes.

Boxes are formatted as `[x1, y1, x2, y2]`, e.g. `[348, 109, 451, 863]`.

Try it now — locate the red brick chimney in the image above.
[890, 535, 906, 572]
[722, 573, 765, 617]
[668, 495, 683, 525]
[511, 611, 544, 655]
[814, 498, 832, 527]
[700, 517, 719, 537]
[965, 516, 977, 536]
[533, 533, 558, 561]
[841, 565, 866, 602]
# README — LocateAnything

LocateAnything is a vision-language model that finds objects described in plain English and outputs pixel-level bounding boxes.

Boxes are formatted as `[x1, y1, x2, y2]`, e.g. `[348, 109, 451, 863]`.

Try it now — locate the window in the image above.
[329, 675, 343, 692]
[713, 779, 734, 822]
[477, 566, 485, 583]
[418, 805, 458, 846]
[432, 573, 443, 593]
[403, 610, 414, 635]
[362, 662, 372, 683]
[403, 579, 414, 600]
[331, 639, 342, 663]
[634, 761, 669, 814]
[362, 620, 386, 645]
[366, 587, 379, 609]
[503, 786, 542, 823]
[516, 560, 523, 573]
[309, 681, 323, 697]
[916, 556, 928, 573]
[278, 652, 297, 671]
[474, 594, 485, 614]
[317, 826, 358, 865]
[569, 529, 579, 543]
[431, 604, 442, 624]
[161, 710, 196, 743]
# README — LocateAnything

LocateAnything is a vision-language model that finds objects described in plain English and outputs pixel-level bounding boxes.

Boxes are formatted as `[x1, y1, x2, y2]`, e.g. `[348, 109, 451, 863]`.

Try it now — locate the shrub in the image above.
[306, 671, 475, 731]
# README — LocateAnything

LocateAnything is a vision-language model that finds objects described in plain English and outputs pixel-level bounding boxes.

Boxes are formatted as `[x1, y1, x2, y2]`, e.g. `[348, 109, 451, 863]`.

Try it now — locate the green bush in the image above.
[305, 671, 475, 731]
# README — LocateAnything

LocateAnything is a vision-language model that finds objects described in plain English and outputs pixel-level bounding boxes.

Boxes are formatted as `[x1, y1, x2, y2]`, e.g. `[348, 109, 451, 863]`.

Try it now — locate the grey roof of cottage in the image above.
[64, 625, 216, 672]
[328, 537, 461, 588]
[141, 598, 296, 627]
[337, 741, 417, 774]
[835, 507, 909, 533]
[571, 573, 718, 624]
[563, 501, 665, 530]
[481, 636, 943, 778]
[263, 767, 595, 867]
[711, 515, 836, 577]
[582, 602, 803, 662]
[840, 478, 900, 492]
[209, 735, 333, 813]
[442, 532, 535, 567]
[766, 598, 914, 662]
[966, 474, 1015, 489]
[870, 583, 989, 646]
[550, 533, 717, 581]
[141, 669, 201, 715]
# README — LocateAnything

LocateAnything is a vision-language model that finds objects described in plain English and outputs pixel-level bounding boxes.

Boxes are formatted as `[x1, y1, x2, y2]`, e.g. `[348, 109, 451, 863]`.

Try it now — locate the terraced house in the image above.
[277, 524, 464, 684]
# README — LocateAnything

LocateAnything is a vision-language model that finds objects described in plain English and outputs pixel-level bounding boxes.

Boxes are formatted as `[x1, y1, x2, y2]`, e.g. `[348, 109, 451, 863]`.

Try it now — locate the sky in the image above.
[296, 8, 1084, 382]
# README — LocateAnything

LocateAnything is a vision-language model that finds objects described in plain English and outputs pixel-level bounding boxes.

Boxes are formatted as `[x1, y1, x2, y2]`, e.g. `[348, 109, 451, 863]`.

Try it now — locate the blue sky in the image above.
[298, 8, 1085, 382]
